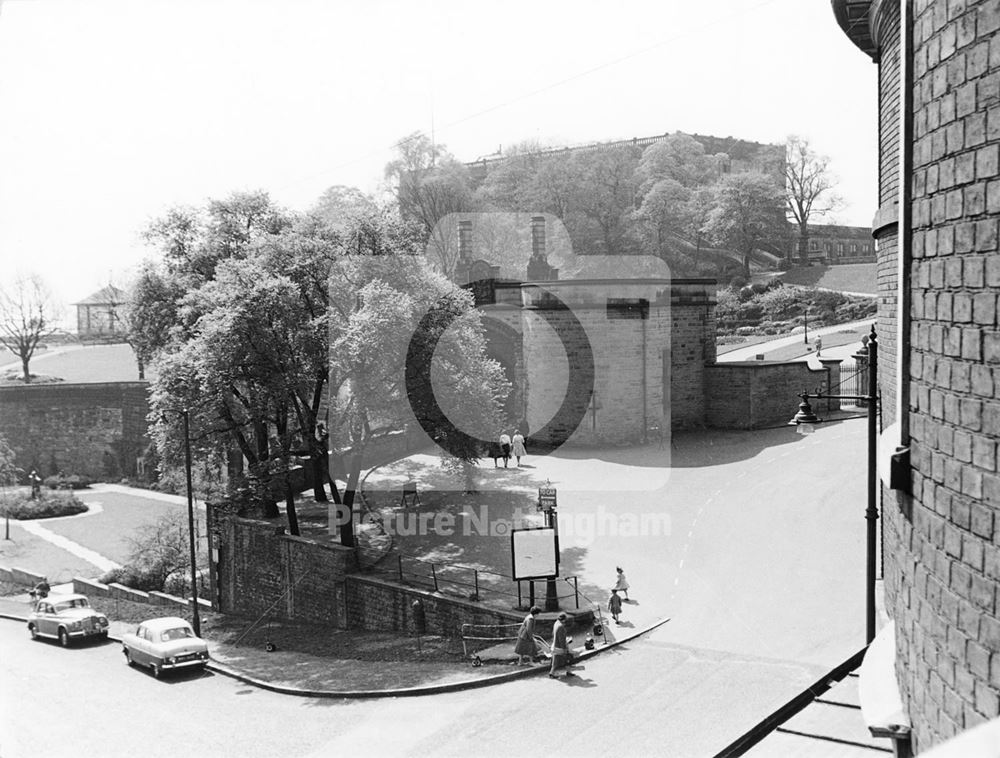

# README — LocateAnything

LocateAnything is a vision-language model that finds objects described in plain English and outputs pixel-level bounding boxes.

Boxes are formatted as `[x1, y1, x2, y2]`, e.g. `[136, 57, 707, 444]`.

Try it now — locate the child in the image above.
[609, 588, 623, 624]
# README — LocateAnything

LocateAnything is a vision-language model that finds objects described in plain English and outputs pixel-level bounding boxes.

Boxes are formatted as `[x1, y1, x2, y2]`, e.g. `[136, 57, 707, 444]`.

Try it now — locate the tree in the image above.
[635, 133, 715, 192]
[327, 219, 508, 546]
[566, 146, 640, 255]
[702, 172, 787, 277]
[135, 191, 311, 529]
[385, 132, 475, 277]
[0, 432, 18, 489]
[0, 274, 59, 383]
[784, 136, 843, 265]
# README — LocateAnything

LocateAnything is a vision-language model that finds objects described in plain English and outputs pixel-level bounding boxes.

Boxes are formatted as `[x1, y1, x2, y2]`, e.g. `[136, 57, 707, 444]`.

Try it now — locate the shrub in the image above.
[99, 512, 208, 594]
[0, 491, 87, 519]
[43, 474, 92, 490]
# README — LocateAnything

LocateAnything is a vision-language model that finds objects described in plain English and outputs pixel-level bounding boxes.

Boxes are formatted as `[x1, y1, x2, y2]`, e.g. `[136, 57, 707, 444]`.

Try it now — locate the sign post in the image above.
[538, 485, 560, 611]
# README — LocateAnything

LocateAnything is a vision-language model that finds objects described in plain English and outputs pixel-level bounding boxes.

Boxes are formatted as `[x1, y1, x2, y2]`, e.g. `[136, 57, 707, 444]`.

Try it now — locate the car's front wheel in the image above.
[58, 628, 70, 648]
[28, 624, 39, 641]
[124, 648, 133, 666]
[151, 661, 162, 679]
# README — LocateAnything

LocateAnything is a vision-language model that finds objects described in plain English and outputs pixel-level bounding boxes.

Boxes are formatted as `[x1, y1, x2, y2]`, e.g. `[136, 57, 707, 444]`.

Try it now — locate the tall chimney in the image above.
[458, 219, 473, 261]
[531, 216, 546, 259]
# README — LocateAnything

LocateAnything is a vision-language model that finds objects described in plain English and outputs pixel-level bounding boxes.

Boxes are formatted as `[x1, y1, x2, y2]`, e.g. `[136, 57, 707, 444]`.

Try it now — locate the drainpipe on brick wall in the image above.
[641, 312, 648, 442]
[897, 0, 913, 444]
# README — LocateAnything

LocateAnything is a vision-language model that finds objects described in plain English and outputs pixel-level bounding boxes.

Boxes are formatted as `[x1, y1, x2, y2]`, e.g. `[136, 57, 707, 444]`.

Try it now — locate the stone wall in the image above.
[0, 382, 150, 479]
[704, 359, 842, 430]
[344, 574, 521, 637]
[216, 517, 356, 626]
[215, 517, 525, 637]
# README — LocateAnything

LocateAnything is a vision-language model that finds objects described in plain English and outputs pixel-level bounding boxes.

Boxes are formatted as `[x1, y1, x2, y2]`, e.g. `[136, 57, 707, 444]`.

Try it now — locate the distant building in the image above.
[74, 285, 128, 339]
[802, 223, 876, 265]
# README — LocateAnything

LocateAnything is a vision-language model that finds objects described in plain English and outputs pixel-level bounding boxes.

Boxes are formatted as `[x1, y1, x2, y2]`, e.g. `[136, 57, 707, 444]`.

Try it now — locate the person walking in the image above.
[608, 588, 623, 624]
[499, 432, 512, 468]
[549, 612, 572, 678]
[511, 430, 526, 467]
[614, 566, 630, 600]
[514, 606, 540, 664]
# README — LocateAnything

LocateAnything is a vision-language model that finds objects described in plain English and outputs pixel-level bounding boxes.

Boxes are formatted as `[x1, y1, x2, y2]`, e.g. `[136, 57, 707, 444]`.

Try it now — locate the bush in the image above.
[98, 512, 208, 594]
[43, 474, 92, 490]
[0, 491, 87, 519]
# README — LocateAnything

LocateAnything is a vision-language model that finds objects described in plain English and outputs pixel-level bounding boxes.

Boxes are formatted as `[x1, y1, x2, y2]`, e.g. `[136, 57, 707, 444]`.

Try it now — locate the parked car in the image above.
[27, 594, 109, 646]
[122, 617, 209, 678]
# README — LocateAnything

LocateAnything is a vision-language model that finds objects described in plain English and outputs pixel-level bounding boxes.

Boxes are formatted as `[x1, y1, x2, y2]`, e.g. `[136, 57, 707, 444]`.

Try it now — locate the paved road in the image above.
[0, 620, 826, 758]
[1, 421, 872, 757]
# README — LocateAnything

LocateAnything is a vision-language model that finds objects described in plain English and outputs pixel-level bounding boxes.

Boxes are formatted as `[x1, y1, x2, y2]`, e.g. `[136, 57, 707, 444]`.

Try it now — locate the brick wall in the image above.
[0, 382, 150, 479]
[873, 0, 1000, 750]
[704, 359, 841, 430]
[344, 574, 522, 637]
[216, 517, 525, 637]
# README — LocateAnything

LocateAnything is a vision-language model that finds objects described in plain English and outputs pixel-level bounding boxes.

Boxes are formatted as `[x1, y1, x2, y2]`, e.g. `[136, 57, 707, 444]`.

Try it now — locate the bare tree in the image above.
[785, 136, 843, 265]
[0, 274, 59, 383]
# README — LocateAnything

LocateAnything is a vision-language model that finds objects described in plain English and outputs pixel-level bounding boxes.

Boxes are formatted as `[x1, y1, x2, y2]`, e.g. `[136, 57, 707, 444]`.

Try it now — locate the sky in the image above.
[0, 0, 878, 321]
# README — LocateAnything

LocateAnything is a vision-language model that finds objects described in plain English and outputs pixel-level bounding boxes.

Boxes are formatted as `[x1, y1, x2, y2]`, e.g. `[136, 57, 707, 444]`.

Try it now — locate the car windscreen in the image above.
[160, 627, 194, 642]
[54, 599, 90, 612]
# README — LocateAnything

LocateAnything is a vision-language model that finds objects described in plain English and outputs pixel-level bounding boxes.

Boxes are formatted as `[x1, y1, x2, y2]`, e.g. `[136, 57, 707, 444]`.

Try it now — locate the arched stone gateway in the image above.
[449, 215, 716, 448]
[480, 316, 524, 425]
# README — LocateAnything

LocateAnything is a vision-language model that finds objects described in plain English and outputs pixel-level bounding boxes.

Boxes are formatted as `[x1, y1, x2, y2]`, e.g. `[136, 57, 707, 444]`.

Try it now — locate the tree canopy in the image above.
[0, 273, 59, 383]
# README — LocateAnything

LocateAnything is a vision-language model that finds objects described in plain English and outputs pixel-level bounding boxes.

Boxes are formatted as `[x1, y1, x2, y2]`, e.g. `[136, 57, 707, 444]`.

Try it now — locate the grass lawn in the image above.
[38, 489, 204, 567]
[754, 263, 877, 294]
[0, 343, 153, 384]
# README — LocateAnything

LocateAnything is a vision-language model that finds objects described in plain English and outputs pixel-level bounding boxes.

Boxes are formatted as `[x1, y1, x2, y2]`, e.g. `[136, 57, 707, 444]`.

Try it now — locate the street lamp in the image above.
[791, 325, 878, 645]
[161, 407, 201, 637]
[803, 305, 810, 345]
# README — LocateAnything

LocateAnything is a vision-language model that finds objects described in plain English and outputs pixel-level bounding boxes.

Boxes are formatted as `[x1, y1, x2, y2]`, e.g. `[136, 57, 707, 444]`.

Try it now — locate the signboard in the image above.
[537, 487, 557, 511]
[511, 527, 558, 580]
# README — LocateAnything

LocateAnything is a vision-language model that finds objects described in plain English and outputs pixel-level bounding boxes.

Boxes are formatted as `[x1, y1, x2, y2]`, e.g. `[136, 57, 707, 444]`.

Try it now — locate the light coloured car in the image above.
[122, 617, 209, 678]
[27, 594, 110, 646]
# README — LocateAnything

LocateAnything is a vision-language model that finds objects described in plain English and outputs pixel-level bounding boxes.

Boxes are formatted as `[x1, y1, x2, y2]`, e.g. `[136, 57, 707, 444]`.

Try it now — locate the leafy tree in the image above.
[0, 273, 59, 383]
[0, 433, 18, 488]
[566, 146, 640, 255]
[632, 177, 692, 259]
[635, 133, 715, 192]
[784, 136, 842, 265]
[327, 219, 508, 546]
[385, 132, 475, 276]
[702, 172, 787, 277]
[310, 185, 378, 231]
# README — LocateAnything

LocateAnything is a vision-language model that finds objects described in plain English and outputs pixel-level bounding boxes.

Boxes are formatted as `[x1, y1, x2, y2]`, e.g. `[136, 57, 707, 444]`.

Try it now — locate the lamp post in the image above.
[539, 484, 560, 612]
[792, 325, 878, 645]
[161, 407, 201, 637]
[803, 305, 810, 345]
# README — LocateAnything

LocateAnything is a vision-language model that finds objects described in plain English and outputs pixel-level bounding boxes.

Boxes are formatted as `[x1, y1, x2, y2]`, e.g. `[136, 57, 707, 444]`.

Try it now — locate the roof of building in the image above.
[73, 284, 127, 306]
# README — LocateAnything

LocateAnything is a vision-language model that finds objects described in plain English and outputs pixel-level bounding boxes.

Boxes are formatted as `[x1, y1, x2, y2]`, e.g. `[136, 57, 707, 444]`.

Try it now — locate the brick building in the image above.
[835, 0, 1000, 752]
[803, 223, 878, 264]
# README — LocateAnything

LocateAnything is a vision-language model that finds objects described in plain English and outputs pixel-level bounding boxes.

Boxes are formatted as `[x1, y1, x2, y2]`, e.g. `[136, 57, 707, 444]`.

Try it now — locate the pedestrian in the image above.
[30, 577, 50, 608]
[614, 566, 630, 600]
[488, 439, 503, 468]
[511, 430, 526, 467]
[815, 337, 823, 357]
[549, 612, 572, 678]
[609, 588, 622, 624]
[499, 431, 512, 468]
[29, 469, 41, 500]
[514, 606, 540, 664]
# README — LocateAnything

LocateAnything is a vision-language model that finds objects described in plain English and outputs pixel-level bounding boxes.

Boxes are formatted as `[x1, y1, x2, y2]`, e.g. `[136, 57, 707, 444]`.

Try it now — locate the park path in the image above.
[718, 318, 872, 362]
